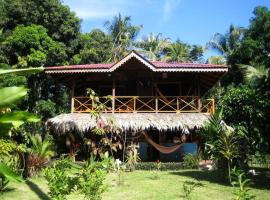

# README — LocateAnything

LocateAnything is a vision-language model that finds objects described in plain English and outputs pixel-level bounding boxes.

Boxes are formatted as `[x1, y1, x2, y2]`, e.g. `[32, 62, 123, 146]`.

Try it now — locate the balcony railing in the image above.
[72, 96, 214, 114]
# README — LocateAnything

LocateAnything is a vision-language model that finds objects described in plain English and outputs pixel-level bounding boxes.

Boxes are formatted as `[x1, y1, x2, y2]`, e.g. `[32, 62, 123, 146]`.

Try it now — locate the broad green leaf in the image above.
[0, 87, 27, 109]
[0, 123, 13, 137]
[0, 67, 44, 76]
[0, 163, 23, 182]
[0, 111, 40, 128]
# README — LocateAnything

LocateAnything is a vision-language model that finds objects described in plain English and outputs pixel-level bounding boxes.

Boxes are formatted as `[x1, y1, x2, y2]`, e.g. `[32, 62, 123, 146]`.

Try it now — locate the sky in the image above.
[63, 0, 270, 57]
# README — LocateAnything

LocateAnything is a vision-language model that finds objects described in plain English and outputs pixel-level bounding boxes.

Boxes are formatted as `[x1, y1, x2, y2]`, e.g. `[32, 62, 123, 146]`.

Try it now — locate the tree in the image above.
[1, 25, 67, 67]
[199, 110, 244, 183]
[208, 56, 226, 65]
[71, 29, 113, 64]
[105, 14, 142, 61]
[136, 32, 170, 61]
[206, 25, 245, 61]
[163, 40, 203, 62]
[0, 0, 80, 46]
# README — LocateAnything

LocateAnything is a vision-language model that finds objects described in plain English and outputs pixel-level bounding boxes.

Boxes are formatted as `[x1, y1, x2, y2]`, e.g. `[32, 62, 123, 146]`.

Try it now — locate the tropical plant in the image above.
[28, 134, 55, 176]
[163, 40, 191, 62]
[240, 64, 269, 87]
[0, 163, 23, 192]
[183, 153, 199, 169]
[182, 180, 202, 200]
[208, 55, 226, 64]
[199, 109, 244, 182]
[79, 156, 109, 200]
[136, 32, 170, 60]
[231, 167, 255, 200]
[206, 25, 245, 61]
[43, 158, 76, 200]
[105, 13, 142, 61]
[126, 144, 140, 172]
[163, 40, 203, 62]
[0, 67, 42, 189]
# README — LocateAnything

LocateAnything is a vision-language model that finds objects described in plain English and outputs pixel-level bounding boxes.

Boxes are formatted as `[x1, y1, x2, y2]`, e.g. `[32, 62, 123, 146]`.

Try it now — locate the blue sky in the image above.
[63, 0, 270, 57]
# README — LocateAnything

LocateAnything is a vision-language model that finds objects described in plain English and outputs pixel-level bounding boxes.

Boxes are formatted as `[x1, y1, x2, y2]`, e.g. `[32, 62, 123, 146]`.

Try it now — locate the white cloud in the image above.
[162, 0, 182, 22]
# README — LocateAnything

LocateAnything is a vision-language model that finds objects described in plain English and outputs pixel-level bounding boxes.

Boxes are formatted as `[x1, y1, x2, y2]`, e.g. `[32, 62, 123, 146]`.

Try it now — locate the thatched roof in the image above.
[46, 113, 210, 135]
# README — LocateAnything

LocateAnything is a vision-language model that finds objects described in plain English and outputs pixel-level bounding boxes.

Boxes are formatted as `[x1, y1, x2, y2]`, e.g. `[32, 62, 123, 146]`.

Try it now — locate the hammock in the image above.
[141, 131, 184, 154]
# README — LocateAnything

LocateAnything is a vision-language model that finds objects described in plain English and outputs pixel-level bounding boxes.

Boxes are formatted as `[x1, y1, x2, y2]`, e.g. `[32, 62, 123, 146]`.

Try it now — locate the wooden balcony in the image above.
[72, 96, 215, 114]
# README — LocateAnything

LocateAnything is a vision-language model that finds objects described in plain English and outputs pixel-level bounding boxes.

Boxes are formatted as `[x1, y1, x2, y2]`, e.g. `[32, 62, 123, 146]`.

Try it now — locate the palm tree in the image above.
[29, 134, 54, 159]
[104, 14, 142, 62]
[163, 40, 191, 62]
[240, 64, 269, 86]
[206, 25, 245, 61]
[208, 55, 226, 65]
[136, 33, 170, 61]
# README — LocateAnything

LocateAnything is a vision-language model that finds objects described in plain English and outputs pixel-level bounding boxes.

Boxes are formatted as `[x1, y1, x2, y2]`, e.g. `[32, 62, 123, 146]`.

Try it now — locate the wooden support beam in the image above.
[71, 79, 75, 113]
[112, 79, 115, 113]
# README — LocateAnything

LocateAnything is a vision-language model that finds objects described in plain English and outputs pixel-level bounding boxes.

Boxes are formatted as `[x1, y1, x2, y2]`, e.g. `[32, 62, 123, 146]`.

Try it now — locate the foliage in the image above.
[163, 40, 203, 62]
[0, 67, 41, 189]
[126, 145, 140, 172]
[217, 85, 268, 154]
[85, 89, 122, 157]
[28, 134, 55, 176]
[104, 13, 142, 61]
[206, 24, 245, 60]
[43, 158, 76, 200]
[71, 29, 113, 64]
[182, 180, 202, 200]
[78, 155, 111, 200]
[231, 168, 255, 200]
[1, 25, 67, 67]
[0, 163, 23, 193]
[208, 55, 226, 64]
[136, 33, 170, 61]
[33, 99, 56, 120]
[0, 0, 80, 48]
[198, 110, 245, 182]
[183, 153, 199, 169]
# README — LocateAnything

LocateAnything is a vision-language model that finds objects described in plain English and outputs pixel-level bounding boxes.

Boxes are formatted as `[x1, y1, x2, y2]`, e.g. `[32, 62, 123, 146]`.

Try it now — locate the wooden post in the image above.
[211, 98, 215, 114]
[155, 97, 158, 113]
[133, 96, 136, 113]
[112, 79, 115, 113]
[71, 79, 75, 113]
[197, 75, 202, 112]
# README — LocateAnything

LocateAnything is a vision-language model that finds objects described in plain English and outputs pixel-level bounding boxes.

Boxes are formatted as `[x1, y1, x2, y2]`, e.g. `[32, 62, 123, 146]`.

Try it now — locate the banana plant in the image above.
[0, 67, 43, 189]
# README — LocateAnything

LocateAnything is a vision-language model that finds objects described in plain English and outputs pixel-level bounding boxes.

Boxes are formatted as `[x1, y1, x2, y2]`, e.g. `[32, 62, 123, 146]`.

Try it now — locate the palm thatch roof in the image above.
[46, 113, 210, 135]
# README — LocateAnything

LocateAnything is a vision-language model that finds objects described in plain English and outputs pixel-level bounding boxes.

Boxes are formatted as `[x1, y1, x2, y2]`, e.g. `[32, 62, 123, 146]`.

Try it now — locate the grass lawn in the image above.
[1, 169, 270, 200]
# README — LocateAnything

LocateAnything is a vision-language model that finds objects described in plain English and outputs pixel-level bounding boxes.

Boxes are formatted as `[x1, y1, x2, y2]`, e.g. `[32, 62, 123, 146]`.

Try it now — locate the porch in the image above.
[72, 96, 215, 114]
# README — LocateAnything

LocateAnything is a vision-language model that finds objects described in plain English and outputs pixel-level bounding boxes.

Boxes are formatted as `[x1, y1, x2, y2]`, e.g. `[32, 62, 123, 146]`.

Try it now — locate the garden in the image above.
[1, 1, 270, 200]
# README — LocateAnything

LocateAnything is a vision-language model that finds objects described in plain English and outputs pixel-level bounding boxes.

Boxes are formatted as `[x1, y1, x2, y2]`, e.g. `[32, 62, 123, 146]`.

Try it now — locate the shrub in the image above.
[43, 158, 75, 200]
[182, 180, 203, 200]
[79, 159, 107, 200]
[28, 134, 55, 176]
[183, 154, 199, 169]
[33, 99, 56, 120]
[231, 167, 255, 200]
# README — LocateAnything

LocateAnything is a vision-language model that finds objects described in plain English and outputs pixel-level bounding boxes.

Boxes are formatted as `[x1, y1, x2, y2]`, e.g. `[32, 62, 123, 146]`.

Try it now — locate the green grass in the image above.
[1, 169, 270, 200]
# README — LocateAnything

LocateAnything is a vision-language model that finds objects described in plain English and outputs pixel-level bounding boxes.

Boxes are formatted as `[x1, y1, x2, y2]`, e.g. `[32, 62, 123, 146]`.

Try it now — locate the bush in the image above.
[28, 134, 55, 176]
[183, 154, 199, 169]
[79, 157, 108, 200]
[43, 158, 75, 200]
[33, 99, 56, 120]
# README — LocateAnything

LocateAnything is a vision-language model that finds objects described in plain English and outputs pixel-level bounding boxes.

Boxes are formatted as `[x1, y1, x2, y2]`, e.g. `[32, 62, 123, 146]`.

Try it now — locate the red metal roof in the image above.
[45, 51, 228, 73]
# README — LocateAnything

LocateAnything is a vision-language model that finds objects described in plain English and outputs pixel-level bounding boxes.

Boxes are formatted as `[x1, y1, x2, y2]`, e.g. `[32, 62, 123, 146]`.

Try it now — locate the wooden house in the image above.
[46, 51, 228, 161]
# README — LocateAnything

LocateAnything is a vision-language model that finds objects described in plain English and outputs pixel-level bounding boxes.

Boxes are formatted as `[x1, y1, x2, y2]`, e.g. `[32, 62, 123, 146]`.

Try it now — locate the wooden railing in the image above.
[72, 96, 215, 114]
